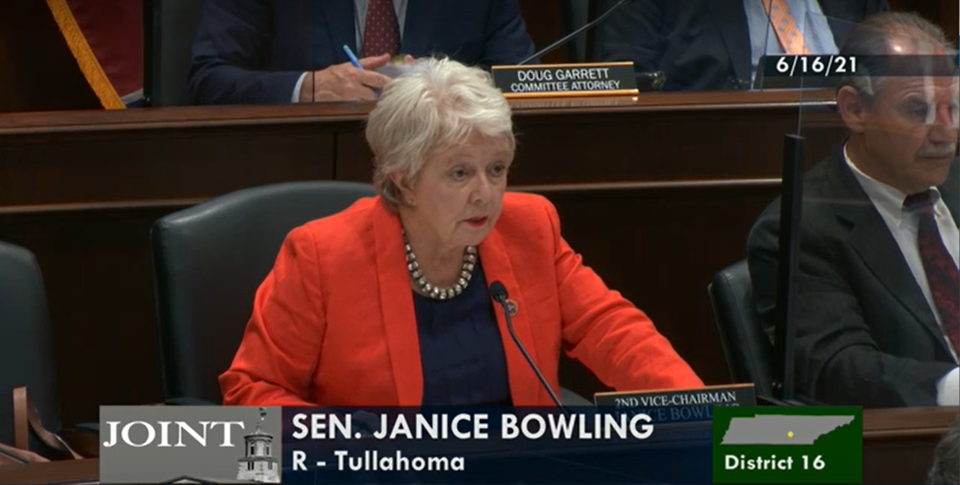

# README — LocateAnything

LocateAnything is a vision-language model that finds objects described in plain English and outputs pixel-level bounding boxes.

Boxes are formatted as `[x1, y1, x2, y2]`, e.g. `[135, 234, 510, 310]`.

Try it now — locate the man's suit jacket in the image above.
[220, 193, 703, 406]
[598, 0, 888, 91]
[748, 150, 959, 407]
[188, 0, 536, 105]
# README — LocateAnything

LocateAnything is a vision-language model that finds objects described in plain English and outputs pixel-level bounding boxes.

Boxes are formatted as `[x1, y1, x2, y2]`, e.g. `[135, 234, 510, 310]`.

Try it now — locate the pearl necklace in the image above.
[403, 231, 477, 300]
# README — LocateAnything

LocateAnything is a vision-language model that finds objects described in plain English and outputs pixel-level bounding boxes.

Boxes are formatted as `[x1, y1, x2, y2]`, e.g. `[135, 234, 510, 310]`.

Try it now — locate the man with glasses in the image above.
[748, 12, 959, 407]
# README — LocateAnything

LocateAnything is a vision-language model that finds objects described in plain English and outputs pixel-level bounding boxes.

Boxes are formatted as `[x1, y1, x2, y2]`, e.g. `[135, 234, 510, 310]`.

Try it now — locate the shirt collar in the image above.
[843, 143, 942, 224]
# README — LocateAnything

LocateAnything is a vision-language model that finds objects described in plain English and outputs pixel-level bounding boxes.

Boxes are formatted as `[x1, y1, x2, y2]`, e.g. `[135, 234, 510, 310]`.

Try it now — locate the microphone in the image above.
[489, 281, 569, 413]
[518, 0, 635, 65]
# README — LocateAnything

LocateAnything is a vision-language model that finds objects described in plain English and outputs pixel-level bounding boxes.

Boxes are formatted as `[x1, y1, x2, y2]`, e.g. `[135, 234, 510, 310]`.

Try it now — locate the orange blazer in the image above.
[220, 193, 703, 406]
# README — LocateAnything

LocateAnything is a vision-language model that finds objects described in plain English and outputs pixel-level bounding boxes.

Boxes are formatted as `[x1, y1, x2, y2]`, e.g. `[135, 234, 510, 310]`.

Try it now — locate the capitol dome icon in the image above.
[236, 408, 279, 483]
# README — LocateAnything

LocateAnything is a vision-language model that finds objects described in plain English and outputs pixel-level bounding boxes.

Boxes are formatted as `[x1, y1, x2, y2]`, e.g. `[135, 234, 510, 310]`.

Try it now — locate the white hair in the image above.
[366, 58, 515, 208]
[838, 12, 957, 102]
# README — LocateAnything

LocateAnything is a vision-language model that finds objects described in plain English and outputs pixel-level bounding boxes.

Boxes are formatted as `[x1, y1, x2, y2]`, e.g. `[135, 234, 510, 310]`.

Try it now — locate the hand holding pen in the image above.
[297, 48, 391, 102]
[342, 45, 388, 97]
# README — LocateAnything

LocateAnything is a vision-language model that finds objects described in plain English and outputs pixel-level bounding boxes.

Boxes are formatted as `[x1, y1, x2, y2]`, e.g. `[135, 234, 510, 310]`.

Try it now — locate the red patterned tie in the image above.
[361, 0, 400, 58]
[905, 190, 959, 355]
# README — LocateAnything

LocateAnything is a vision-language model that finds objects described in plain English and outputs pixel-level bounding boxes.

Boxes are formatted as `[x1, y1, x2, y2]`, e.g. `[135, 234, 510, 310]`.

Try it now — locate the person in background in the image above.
[597, 0, 887, 91]
[748, 12, 959, 407]
[188, 0, 535, 105]
[928, 418, 959, 485]
[220, 58, 703, 407]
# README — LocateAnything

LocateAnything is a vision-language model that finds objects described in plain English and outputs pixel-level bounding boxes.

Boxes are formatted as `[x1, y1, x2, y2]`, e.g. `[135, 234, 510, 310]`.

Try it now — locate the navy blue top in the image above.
[412, 260, 512, 406]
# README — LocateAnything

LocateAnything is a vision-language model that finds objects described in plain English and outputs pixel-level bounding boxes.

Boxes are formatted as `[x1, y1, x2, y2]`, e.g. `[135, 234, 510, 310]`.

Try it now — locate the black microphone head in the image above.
[489, 281, 508, 303]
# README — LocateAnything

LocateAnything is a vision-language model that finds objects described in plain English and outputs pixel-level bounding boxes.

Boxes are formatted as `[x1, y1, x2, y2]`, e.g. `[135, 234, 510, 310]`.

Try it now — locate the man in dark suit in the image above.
[748, 12, 959, 407]
[188, 0, 536, 104]
[598, 0, 887, 91]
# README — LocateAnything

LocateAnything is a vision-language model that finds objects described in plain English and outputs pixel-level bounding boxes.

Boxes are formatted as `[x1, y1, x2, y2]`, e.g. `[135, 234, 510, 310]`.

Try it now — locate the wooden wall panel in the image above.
[517, 0, 567, 63]
[0, 206, 183, 426]
[943, 0, 958, 41]
[0, 129, 336, 206]
[540, 184, 780, 391]
[889, 0, 956, 40]
[863, 407, 958, 484]
[0, 2, 99, 112]
[0, 109, 342, 424]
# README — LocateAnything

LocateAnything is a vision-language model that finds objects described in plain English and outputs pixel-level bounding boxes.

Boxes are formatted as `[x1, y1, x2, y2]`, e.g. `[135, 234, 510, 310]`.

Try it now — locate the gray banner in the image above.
[100, 406, 282, 484]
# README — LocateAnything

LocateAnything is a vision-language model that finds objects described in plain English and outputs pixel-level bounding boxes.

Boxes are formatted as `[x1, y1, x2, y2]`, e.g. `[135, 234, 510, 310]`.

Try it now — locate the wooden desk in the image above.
[0, 90, 844, 425]
[864, 406, 958, 484]
[0, 458, 98, 485]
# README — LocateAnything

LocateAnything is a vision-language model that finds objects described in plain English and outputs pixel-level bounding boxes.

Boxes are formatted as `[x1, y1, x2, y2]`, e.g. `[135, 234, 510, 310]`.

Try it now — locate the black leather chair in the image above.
[0, 242, 64, 454]
[144, 0, 205, 106]
[151, 181, 378, 404]
[708, 260, 775, 398]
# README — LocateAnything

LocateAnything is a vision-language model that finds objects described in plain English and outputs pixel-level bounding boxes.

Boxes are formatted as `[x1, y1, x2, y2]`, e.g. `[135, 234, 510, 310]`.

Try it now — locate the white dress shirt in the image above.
[844, 145, 960, 405]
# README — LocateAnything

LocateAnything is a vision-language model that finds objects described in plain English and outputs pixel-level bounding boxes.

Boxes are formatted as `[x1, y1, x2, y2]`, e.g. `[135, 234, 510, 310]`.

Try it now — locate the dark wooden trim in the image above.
[0, 90, 837, 134]
[0, 458, 98, 485]
[0, 199, 201, 217]
[864, 406, 958, 437]
[0, 179, 783, 216]
[513, 178, 781, 193]
[862, 406, 956, 484]
[511, 91, 836, 115]
[0, 103, 371, 134]
[0, 181, 783, 216]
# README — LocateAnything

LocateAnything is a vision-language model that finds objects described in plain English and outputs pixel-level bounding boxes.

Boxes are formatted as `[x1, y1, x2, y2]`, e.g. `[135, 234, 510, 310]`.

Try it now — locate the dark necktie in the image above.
[904, 190, 959, 355]
[362, 0, 400, 58]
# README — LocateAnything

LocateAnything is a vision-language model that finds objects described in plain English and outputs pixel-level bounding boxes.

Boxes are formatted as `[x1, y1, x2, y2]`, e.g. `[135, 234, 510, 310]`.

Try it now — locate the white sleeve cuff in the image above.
[291, 72, 309, 103]
[936, 367, 959, 406]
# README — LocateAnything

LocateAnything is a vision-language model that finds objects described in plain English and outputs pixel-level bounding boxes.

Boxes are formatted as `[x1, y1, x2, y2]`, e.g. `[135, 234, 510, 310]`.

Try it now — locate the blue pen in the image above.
[342, 44, 363, 70]
[343, 44, 382, 97]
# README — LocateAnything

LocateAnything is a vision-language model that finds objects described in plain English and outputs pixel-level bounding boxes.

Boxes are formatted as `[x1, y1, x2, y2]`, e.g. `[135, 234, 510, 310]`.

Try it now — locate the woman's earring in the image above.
[405, 197, 416, 207]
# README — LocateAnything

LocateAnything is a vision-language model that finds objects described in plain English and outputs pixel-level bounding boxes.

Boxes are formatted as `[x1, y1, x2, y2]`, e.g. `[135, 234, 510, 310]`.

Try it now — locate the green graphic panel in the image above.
[713, 406, 862, 484]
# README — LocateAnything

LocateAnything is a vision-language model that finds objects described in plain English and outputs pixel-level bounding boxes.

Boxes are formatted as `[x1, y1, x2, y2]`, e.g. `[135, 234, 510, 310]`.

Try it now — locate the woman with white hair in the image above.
[220, 58, 702, 406]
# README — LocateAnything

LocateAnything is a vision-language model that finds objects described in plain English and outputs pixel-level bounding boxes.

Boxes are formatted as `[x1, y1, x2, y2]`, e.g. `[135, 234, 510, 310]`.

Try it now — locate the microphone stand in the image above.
[519, 0, 634, 65]
[491, 284, 569, 414]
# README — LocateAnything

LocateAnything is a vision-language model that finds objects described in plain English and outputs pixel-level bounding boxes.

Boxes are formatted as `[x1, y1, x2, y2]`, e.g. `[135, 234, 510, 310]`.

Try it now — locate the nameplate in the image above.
[492, 62, 639, 99]
[594, 384, 756, 409]
[594, 384, 756, 424]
